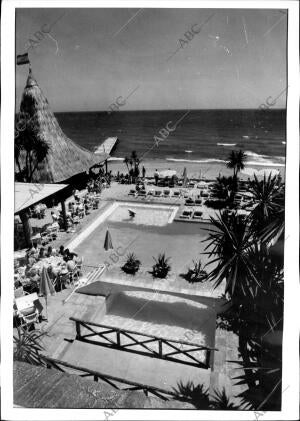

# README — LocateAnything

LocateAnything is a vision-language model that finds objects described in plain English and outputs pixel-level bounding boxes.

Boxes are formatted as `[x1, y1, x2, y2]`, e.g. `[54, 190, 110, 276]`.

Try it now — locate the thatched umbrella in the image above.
[16, 68, 109, 183]
[104, 229, 113, 251]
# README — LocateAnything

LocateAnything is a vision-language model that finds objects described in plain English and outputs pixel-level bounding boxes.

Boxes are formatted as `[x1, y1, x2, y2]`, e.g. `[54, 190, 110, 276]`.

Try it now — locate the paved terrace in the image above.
[16, 183, 247, 407]
[24, 282, 246, 408]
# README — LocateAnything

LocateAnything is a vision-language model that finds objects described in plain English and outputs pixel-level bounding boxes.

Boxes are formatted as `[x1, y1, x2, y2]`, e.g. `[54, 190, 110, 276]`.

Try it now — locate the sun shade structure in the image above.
[15, 182, 68, 214]
[159, 169, 177, 178]
[17, 69, 109, 183]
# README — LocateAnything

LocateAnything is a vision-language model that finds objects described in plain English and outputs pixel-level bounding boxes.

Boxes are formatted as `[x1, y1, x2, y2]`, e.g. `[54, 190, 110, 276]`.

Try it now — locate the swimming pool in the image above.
[108, 202, 179, 227]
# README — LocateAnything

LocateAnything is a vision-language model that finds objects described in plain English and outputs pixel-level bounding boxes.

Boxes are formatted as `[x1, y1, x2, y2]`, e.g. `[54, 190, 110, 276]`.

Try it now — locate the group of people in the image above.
[86, 174, 111, 193]
[14, 243, 82, 293]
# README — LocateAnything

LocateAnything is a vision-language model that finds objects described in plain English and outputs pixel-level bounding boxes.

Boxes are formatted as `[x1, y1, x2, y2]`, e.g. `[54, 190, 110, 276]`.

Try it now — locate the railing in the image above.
[45, 356, 185, 401]
[70, 317, 215, 369]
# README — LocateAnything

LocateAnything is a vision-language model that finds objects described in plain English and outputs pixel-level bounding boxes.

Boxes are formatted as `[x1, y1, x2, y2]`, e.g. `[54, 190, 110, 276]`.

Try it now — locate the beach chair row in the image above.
[128, 189, 209, 200]
[179, 209, 204, 220]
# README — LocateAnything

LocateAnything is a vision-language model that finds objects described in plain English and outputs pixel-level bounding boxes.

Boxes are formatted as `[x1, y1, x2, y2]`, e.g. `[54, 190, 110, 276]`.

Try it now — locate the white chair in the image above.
[15, 293, 43, 329]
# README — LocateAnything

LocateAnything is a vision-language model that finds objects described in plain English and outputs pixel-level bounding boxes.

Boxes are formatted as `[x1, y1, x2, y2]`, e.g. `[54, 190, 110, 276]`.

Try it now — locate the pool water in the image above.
[108, 203, 179, 227]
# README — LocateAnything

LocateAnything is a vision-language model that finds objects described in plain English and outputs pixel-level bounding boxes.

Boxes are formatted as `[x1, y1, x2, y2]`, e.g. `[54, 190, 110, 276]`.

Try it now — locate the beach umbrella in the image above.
[241, 168, 280, 179]
[39, 265, 55, 320]
[104, 229, 113, 251]
[259, 168, 280, 177]
[182, 167, 188, 187]
[241, 167, 258, 178]
[160, 169, 177, 178]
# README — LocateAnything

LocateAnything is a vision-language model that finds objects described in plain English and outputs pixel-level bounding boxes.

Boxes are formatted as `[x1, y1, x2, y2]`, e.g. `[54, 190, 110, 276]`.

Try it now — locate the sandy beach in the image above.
[108, 158, 285, 181]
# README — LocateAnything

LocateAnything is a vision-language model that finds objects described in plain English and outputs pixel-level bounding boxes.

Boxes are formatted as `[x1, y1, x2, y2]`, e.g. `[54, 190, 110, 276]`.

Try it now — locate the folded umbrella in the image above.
[39, 265, 55, 320]
[104, 229, 113, 251]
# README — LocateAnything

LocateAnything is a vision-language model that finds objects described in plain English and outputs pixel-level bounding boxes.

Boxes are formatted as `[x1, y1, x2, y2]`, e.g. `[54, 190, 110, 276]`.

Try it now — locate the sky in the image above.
[15, 8, 287, 112]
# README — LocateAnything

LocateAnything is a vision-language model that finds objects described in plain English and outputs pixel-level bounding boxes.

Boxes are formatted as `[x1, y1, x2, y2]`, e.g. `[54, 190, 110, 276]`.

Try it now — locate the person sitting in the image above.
[66, 258, 76, 272]
[46, 246, 53, 257]
[74, 189, 80, 201]
[68, 251, 78, 260]
[27, 254, 36, 267]
[38, 247, 46, 260]
[63, 248, 70, 260]
[51, 211, 58, 223]
[28, 244, 37, 256]
[59, 245, 65, 256]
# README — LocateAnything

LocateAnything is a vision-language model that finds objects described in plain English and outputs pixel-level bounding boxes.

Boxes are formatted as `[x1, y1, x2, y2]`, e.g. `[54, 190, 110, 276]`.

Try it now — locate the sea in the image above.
[55, 109, 286, 171]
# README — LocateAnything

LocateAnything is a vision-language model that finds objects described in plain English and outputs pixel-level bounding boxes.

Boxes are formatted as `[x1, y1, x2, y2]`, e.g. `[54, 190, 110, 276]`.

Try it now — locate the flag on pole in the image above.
[17, 53, 30, 65]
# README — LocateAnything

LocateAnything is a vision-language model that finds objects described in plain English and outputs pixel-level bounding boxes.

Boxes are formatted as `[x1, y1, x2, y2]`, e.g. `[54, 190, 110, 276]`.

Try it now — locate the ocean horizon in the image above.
[55, 109, 286, 169]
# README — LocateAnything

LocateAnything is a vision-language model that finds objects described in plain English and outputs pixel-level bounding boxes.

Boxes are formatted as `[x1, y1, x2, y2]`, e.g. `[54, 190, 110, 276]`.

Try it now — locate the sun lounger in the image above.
[193, 211, 203, 220]
[173, 190, 180, 197]
[185, 199, 195, 206]
[15, 293, 43, 329]
[180, 210, 193, 219]
[163, 190, 170, 197]
[137, 190, 146, 197]
[195, 199, 202, 205]
[187, 182, 195, 188]
[146, 178, 156, 185]
[154, 190, 162, 197]
[128, 189, 137, 196]
[147, 189, 154, 196]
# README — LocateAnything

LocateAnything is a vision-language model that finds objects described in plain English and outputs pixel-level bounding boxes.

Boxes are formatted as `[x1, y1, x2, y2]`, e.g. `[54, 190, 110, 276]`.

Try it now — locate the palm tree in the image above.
[249, 173, 284, 244]
[15, 124, 50, 182]
[212, 175, 237, 201]
[212, 176, 230, 200]
[205, 211, 284, 398]
[226, 150, 247, 178]
[204, 211, 258, 299]
[123, 156, 130, 173]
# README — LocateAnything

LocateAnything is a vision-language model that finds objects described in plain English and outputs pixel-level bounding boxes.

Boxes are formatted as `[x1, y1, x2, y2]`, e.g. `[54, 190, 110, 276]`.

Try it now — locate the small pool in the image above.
[108, 202, 179, 227]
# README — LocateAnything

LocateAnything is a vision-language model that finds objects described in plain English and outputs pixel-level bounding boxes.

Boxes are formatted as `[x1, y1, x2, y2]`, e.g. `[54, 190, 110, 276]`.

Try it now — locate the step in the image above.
[58, 340, 211, 394]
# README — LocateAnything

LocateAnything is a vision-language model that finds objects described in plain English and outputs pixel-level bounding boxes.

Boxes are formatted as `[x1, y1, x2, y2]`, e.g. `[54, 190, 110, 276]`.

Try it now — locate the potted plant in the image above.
[121, 253, 141, 275]
[184, 259, 207, 283]
[152, 253, 171, 278]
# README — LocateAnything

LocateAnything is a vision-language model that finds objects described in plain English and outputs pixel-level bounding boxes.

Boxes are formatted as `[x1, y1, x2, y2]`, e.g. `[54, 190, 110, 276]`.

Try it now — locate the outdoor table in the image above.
[32, 256, 64, 274]
[14, 249, 27, 266]
[30, 233, 42, 246]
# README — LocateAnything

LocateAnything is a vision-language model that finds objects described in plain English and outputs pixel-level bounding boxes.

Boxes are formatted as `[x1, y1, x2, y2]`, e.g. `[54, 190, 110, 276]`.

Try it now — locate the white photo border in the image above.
[1, 1, 299, 420]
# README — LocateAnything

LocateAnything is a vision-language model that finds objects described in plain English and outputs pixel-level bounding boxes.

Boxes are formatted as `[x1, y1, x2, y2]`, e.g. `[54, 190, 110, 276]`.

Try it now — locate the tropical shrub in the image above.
[183, 259, 207, 283]
[121, 253, 141, 275]
[173, 380, 210, 409]
[13, 327, 47, 366]
[173, 381, 244, 409]
[249, 173, 285, 243]
[151, 253, 171, 278]
[204, 199, 229, 209]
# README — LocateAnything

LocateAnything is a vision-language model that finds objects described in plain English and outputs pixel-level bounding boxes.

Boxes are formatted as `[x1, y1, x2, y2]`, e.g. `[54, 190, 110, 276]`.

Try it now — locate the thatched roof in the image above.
[17, 70, 108, 183]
